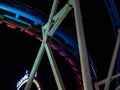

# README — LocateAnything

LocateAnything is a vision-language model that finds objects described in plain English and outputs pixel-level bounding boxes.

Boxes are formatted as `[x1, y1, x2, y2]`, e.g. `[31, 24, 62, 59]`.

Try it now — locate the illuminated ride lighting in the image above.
[0, 20, 3, 24]
[66, 58, 76, 66]
[36, 37, 43, 42]
[23, 28, 35, 36]
[0, 2, 44, 26]
[6, 23, 17, 29]
[50, 43, 59, 50]
[17, 79, 41, 90]
[17, 70, 41, 90]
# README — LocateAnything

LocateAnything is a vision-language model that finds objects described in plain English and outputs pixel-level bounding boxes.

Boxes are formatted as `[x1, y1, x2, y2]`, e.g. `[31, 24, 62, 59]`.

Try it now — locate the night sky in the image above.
[0, 0, 119, 90]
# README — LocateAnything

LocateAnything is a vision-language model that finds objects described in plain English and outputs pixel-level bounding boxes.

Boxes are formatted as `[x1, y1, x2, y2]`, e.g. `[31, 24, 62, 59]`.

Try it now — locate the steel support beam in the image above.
[45, 41, 65, 89]
[69, 0, 93, 90]
[24, 42, 45, 90]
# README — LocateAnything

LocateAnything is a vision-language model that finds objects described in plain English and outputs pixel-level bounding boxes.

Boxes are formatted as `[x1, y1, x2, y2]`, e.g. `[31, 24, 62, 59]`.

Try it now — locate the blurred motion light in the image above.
[6, 23, 17, 29]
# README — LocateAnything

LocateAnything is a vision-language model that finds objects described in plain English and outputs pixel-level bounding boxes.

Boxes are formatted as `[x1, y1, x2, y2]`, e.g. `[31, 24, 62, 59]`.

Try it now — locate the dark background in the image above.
[0, 0, 119, 89]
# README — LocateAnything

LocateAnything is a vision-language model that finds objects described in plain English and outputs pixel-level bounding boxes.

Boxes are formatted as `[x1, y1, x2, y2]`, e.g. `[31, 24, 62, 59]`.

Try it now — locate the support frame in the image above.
[24, 0, 93, 90]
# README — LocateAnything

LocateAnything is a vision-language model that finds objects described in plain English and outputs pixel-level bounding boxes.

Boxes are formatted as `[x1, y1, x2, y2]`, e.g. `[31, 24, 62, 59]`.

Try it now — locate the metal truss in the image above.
[24, 0, 93, 90]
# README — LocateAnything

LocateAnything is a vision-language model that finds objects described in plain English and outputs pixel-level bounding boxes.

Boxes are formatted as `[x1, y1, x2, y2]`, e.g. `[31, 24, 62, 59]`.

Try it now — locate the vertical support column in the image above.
[69, 0, 93, 90]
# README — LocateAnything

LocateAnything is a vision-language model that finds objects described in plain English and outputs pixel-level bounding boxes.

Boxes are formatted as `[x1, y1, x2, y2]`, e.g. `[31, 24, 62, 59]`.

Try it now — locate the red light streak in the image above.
[24, 28, 35, 36]
[36, 36, 43, 42]
[66, 58, 76, 66]
[6, 23, 17, 29]
[51, 43, 60, 51]
[0, 20, 3, 24]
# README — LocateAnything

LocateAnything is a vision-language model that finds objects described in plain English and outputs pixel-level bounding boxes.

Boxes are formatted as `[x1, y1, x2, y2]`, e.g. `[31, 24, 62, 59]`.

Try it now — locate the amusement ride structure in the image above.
[1, 0, 120, 90]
